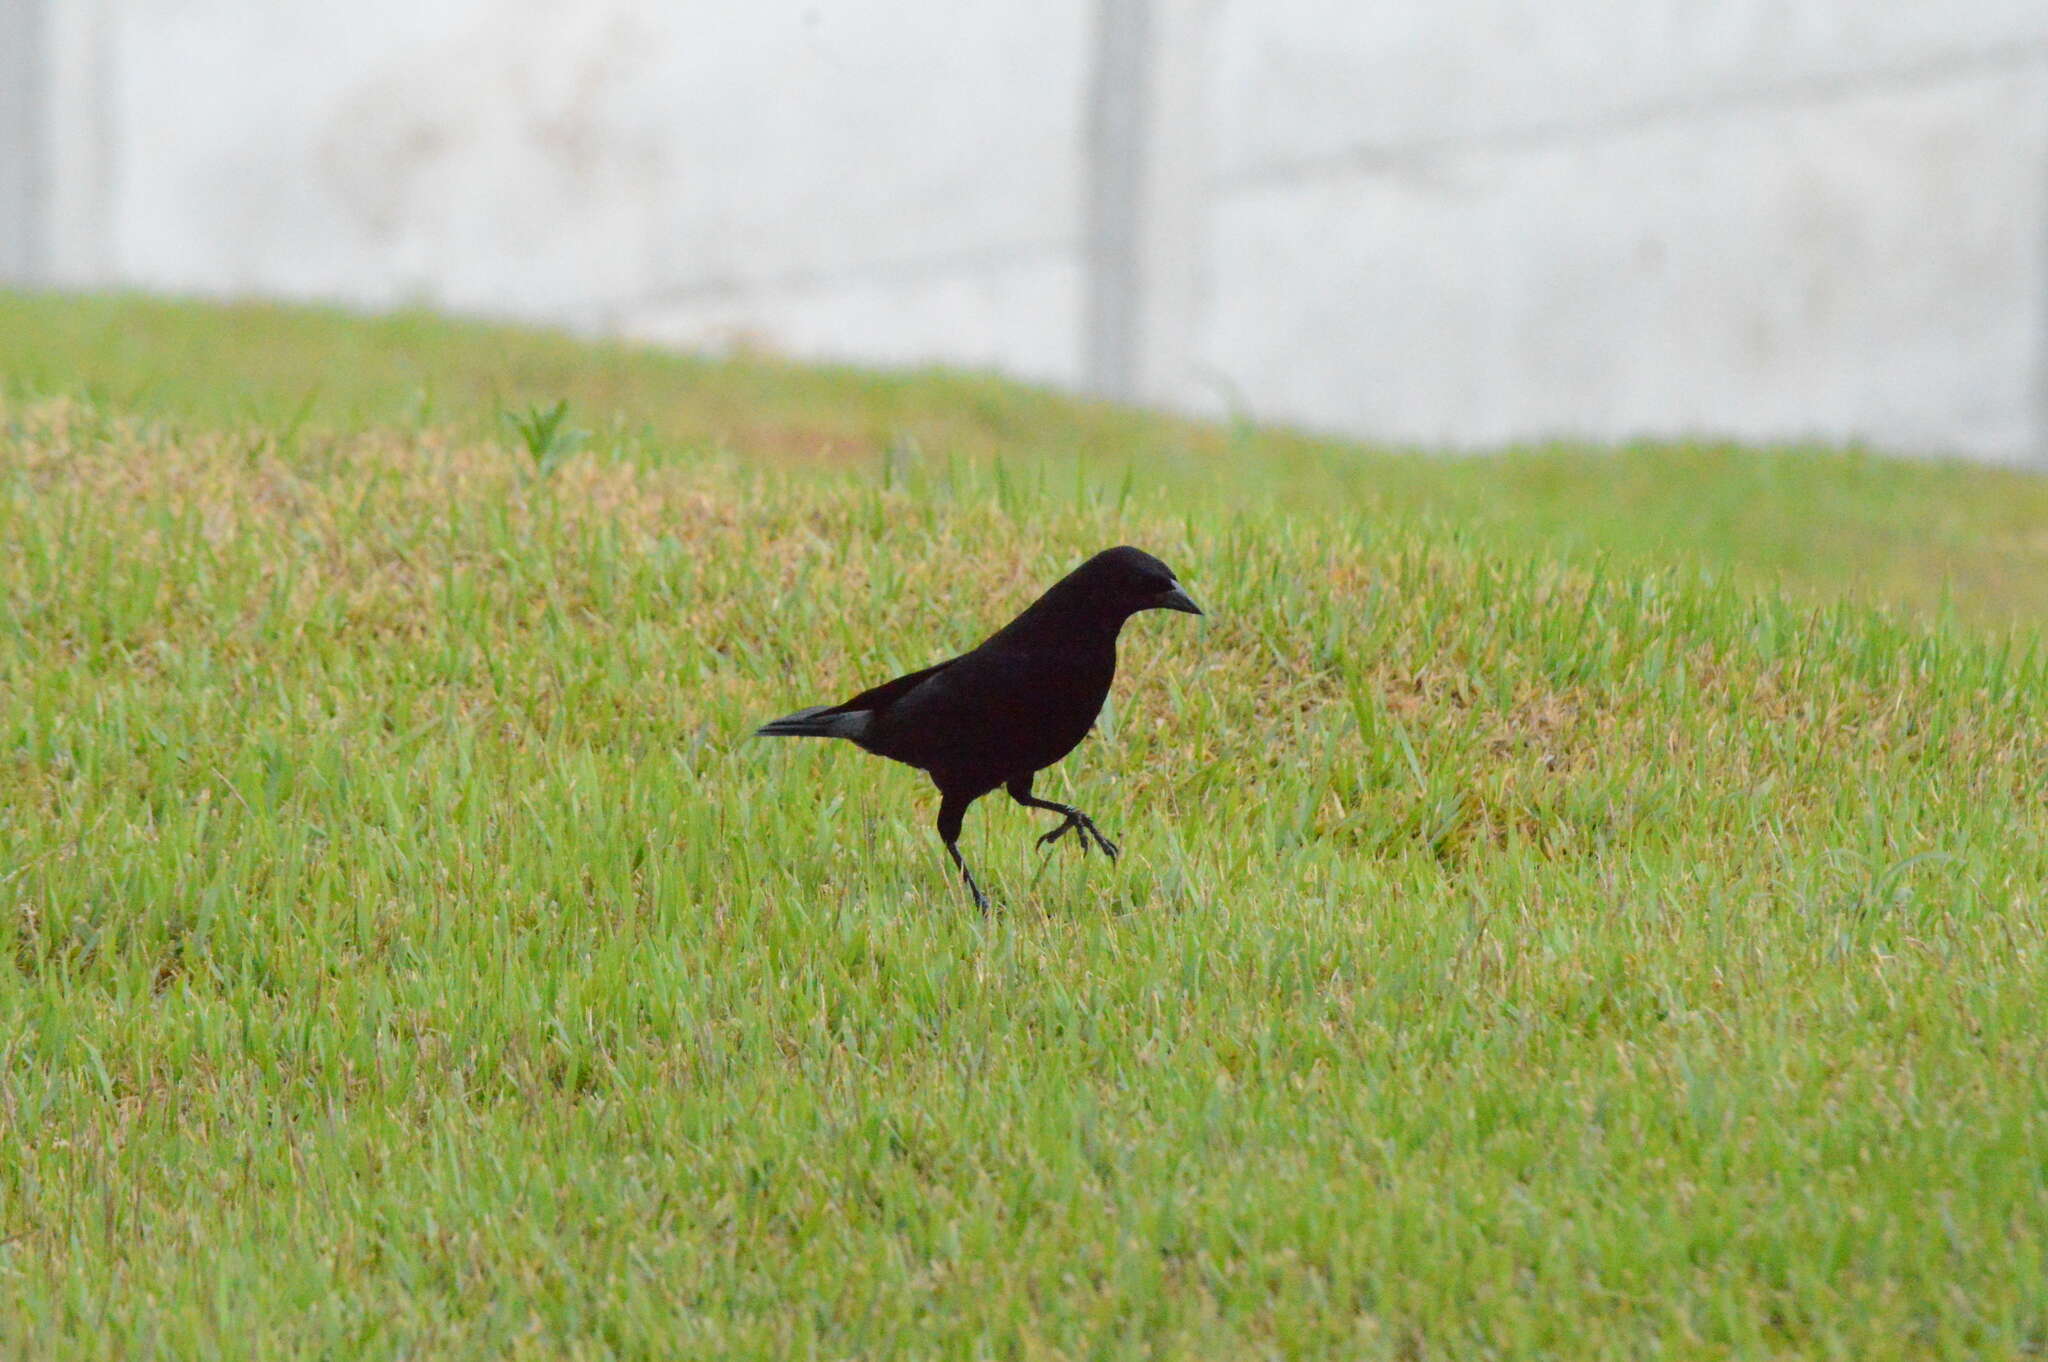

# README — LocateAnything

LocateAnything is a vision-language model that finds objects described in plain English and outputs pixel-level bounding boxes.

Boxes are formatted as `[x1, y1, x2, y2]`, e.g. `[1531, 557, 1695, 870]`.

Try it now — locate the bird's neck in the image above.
[995, 592, 1128, 649]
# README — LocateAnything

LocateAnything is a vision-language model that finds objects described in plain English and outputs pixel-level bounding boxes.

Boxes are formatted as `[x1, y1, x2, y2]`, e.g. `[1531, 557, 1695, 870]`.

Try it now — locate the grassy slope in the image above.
[2, 293, 2047, 1358]
[7, 290, 2048, 628]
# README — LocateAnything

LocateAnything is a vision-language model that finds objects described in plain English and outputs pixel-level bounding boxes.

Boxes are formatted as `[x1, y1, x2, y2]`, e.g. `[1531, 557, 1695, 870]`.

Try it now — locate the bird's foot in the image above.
[955, 867, 991, 912]
[1037, 811, 1119, 860]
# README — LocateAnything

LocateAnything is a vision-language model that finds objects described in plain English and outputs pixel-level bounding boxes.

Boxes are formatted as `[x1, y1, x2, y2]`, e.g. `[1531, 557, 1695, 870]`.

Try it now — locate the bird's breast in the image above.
[997, 649, 1114, 757]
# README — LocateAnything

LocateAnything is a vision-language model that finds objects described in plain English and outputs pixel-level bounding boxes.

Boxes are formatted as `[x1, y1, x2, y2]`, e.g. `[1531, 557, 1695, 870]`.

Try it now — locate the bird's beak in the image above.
[1153, 583, 1203, 615]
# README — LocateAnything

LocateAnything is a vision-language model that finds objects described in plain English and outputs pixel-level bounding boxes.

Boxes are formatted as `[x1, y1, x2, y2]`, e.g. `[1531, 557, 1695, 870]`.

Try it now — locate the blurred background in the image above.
[3, 0, 2046, 463]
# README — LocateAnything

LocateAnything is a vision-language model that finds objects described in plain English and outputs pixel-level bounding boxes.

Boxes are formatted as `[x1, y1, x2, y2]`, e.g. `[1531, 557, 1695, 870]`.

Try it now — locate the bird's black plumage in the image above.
[756, 546, 1201, 909]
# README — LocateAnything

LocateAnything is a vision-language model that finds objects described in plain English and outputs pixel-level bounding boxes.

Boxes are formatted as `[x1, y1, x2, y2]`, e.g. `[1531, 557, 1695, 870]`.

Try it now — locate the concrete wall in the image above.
[1193, 1, 2048, 459]
[0, 0, 46, 281]
[4, 0, 2046, 461]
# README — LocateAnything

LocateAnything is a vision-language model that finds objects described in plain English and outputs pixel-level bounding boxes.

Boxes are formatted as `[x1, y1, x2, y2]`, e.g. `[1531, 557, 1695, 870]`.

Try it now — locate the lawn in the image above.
[2, 292, 2045, 1358]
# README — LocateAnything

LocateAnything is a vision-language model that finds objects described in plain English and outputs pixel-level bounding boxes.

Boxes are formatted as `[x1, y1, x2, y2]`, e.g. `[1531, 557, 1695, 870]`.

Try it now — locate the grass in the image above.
[2, 292, 2047, 1357]
[8, 289, 2048, 628]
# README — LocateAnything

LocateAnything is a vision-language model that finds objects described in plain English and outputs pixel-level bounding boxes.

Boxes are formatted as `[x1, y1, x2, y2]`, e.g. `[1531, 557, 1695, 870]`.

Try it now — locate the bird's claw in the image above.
[1037, 812, 1119, 860]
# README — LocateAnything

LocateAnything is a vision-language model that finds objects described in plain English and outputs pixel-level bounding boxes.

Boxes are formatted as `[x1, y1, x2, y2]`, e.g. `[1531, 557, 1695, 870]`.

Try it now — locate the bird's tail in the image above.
[754, 705, 871, 739]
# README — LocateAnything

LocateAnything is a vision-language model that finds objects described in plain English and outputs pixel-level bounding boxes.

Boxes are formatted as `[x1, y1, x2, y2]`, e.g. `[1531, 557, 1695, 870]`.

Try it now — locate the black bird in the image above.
[756, 546, 1201, 909]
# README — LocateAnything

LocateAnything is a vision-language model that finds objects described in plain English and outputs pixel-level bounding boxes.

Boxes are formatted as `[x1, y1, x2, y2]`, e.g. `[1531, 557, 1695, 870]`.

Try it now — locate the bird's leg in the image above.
[937, 792, 991, 911]
[946, 840, 991, 912]
[1006, 775, 1119, 860]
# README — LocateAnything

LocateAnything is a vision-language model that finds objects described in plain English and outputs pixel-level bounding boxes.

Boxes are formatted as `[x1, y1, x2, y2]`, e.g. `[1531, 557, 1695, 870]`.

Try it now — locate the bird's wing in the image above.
[858, 634, 1116, 779]
[825, 656, 959, 717]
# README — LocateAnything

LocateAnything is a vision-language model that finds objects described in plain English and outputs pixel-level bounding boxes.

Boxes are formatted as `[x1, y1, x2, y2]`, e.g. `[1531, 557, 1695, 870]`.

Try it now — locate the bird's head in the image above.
[1067, 546, 1203, 621]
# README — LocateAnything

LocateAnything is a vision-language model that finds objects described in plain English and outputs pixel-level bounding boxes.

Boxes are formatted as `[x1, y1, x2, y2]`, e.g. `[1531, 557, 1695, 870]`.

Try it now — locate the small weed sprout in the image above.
[503, 398, 587, 480]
